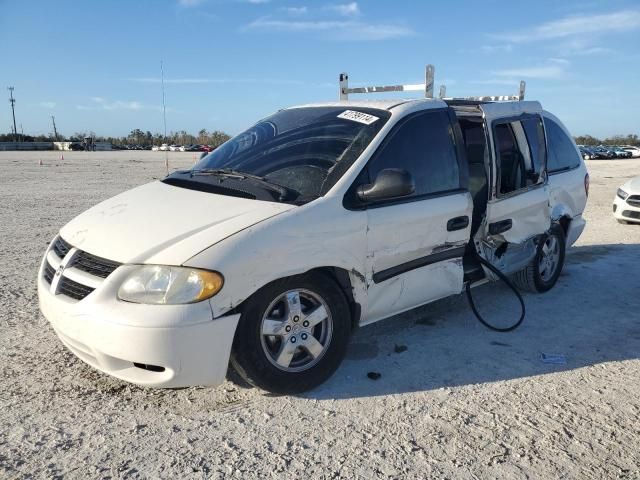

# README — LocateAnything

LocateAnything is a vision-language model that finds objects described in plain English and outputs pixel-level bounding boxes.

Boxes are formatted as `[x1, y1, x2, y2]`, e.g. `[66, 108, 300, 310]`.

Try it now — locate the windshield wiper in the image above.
[190, 168, 297, 202]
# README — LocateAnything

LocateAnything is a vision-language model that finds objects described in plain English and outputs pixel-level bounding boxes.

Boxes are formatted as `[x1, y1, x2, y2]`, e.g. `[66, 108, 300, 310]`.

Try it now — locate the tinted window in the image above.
[194, 107, 389, 201]
[521, 117, 546, 177]
[545, 118, 581, 172]
[367, 110, 460, 198]
[495, 123, 527, 194]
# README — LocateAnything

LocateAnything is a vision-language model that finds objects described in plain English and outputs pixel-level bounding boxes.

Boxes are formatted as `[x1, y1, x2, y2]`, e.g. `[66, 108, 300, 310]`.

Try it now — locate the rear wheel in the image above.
[229, 272, 351, 394]
[513, 224, 566, 293]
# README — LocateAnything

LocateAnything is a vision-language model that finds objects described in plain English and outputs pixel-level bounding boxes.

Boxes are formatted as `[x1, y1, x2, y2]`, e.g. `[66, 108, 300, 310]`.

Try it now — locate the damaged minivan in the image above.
[38, 71, 588, 393]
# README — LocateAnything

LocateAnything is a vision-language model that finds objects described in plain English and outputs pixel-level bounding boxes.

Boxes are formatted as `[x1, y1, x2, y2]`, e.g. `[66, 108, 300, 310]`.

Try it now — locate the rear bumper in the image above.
[566, 214, 586, 247]
[613, 196, 640, 223]
[38, 272, 239, 388]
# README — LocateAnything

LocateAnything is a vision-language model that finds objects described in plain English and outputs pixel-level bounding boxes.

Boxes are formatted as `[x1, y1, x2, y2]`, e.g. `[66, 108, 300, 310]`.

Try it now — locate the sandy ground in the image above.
[1, 151, 639, 479]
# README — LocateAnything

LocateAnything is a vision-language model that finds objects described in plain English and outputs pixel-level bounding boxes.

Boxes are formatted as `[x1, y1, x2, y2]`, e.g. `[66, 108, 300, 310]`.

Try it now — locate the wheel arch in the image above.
[226, 266, 363, 331]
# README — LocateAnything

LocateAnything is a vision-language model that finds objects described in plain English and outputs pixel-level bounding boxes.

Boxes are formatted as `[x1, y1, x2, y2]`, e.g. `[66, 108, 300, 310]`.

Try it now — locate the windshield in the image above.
[194, 106, 390, 202]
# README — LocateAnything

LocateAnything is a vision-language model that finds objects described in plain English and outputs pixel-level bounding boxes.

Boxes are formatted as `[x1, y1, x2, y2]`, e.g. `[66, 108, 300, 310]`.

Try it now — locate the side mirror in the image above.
[357, 168, 415, 202]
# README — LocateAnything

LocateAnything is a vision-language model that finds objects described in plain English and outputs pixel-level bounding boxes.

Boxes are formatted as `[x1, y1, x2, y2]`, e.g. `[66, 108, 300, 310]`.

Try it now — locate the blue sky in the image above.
[1, 0, 639, 138]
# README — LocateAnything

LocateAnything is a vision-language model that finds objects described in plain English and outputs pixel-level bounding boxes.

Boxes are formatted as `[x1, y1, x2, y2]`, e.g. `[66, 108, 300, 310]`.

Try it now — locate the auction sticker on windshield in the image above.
[337, 110, 379, 125]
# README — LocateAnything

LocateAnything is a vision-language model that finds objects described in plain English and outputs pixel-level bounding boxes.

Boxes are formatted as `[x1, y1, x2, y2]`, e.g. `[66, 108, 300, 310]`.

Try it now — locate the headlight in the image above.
[118, 265, 223, 305]
[617, 188, 629, 200]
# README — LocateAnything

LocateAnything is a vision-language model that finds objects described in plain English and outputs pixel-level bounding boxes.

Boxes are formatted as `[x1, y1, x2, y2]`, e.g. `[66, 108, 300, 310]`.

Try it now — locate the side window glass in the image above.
[368, 110, 460, 198]
[494, 122, 528, 195]
[521, 117, 546, 180]
[545, 118, 581, 172]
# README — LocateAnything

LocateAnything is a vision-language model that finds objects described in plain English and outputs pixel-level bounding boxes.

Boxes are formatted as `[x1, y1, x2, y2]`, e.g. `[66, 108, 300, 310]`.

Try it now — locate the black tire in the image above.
[513, 224, 566, 293]
[229, 272, 351, 394]
[617, 219, 630, 225]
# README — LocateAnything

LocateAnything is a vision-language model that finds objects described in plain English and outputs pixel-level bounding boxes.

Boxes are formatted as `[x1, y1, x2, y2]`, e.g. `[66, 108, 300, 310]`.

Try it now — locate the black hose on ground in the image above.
[465, 248, 525, 332]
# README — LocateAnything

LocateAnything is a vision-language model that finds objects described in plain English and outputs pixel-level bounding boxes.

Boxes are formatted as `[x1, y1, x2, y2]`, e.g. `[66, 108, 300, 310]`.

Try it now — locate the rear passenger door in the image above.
[483, 113, 551, 246]
[349, 108, 473, 324]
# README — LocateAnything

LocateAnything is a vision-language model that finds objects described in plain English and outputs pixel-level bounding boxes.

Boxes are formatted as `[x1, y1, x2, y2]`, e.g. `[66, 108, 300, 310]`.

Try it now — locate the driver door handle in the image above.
[447, 215, 470, 231]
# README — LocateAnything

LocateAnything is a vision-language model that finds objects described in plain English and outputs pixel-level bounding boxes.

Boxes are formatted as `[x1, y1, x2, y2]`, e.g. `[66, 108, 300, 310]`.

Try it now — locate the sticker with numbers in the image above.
[337, 110, 379, 125]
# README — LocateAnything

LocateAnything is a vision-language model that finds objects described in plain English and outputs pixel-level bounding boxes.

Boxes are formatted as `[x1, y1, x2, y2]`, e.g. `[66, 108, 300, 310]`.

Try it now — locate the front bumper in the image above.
[613, 195, 640, 223]
[37, 261, 239, 388]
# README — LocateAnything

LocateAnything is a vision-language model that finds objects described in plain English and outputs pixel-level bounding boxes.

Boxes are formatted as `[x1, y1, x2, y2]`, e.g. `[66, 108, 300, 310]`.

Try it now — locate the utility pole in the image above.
[51, 115, 59, 141]
[8, 87, 18, 142]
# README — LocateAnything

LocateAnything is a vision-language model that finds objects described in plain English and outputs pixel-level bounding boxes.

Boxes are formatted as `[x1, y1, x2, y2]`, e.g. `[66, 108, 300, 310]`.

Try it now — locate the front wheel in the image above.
[229, 272, 351, 394]
[513, 224, 566, 293]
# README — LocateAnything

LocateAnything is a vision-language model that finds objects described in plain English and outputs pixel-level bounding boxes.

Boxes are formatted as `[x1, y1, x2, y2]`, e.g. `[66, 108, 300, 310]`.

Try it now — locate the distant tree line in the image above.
[573, 134, 639, 146]
[0, 128, 232, 147]
[2, 130, 639, 147]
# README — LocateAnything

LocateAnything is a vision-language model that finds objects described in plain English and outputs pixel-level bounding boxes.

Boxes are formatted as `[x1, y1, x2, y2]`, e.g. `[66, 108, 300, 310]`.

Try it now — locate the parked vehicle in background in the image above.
[611, 147, 632, 158]
[151, 145, 160, 151]
[159, 144, 170, 151]
[185, 144, 201, 152]
[579, 146, 598, 160]
[199, 145, 214, 152]
[169, 145, 181, 151]
[613, 176, 640, 224]
[622, 146, 640, 157]
[593, 146, 615, 159]
[37, 68, 589, 394]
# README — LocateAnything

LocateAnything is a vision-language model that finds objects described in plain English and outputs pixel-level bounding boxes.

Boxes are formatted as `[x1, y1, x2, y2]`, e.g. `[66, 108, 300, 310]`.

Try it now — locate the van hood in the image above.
[60, 181, 294, 264]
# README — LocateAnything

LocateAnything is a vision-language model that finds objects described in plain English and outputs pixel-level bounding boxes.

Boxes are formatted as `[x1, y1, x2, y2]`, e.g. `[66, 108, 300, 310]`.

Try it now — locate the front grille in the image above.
[70, 250, 121, 279]
[53, 236, 72, 259]
[46, 235, 121, 302]
[58, 277, 95, 301]
[622, 210, 640, 219]
[43, 262, 55, 284]
[627, 195, 640, 207]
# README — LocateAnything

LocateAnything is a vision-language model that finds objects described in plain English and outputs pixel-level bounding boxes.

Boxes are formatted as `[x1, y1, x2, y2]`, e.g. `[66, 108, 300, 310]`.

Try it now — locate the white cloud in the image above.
[493, 9, 640, 43]
[282, 6, 307, 16]
[178, 0, 206, 7]
[479, 44, 513, 54]
[128, 77, 212, 84]
[326, 2, 360, 17]
[76, 97, 155, 111]
[129, 77, 334, 88]
[39, 101, 56, 109]
[245, 17, 414, 40]
[492, 64, 566, 79]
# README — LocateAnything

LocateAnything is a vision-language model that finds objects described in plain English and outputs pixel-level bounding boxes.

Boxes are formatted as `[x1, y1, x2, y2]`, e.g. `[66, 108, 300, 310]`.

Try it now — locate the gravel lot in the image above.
[1, 151, 639, 479]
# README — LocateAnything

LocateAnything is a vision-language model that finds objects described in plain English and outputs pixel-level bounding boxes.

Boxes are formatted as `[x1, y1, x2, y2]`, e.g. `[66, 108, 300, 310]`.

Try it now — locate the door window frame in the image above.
[489, 113, 548, 201]
[343, 107, 469, 210]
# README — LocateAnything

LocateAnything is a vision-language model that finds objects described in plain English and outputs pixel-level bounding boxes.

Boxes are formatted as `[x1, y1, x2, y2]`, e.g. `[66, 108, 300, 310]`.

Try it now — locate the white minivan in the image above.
[38, 89, 588, 393]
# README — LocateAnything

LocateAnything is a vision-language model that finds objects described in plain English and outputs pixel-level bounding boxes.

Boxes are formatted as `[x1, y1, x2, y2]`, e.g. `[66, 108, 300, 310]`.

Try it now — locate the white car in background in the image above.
[613, 176, 640, 224]
[151, 145, 160, 151]
[158, 144, 170, 151]
[622, 146, 640, 158]
[169, 145, 181, 152]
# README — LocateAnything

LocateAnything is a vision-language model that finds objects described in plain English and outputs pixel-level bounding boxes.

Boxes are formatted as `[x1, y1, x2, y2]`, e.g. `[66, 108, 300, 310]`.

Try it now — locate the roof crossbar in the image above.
[338, 65, 526, 102]
[339, 65, 435, 100]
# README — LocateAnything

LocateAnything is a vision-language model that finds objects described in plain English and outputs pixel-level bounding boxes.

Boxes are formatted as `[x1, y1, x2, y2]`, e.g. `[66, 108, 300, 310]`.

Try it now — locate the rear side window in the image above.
[545, 118, 581, 173]
[367, 110, 460, 198]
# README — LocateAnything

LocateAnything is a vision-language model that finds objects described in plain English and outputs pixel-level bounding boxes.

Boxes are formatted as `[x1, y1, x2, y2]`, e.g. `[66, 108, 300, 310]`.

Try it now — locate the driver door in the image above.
[354, 109, 473, 324]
